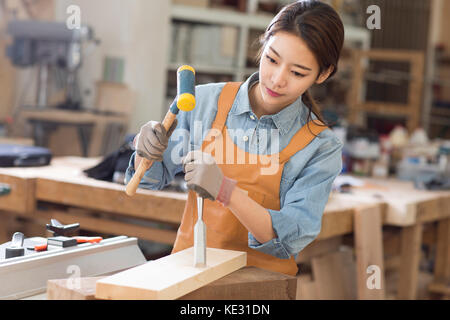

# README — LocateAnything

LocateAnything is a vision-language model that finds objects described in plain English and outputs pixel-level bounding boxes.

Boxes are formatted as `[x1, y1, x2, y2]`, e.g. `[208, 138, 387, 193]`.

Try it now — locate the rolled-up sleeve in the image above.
[248, 137, 343, 259]
[124, 104, 191, 191]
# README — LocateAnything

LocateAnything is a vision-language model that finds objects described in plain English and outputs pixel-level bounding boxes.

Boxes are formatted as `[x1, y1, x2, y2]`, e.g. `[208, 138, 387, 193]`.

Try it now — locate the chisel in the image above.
[194, 195, 206, 267]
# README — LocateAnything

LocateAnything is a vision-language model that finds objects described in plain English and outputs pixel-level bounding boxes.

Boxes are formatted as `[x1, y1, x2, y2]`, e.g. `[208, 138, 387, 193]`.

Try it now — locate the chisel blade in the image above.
[194, 196, 206, 267]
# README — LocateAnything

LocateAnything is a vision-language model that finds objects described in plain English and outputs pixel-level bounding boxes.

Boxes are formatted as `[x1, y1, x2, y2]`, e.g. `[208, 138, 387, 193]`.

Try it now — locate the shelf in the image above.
[172, 4, 370, 47]
[171, 4, 273, 29]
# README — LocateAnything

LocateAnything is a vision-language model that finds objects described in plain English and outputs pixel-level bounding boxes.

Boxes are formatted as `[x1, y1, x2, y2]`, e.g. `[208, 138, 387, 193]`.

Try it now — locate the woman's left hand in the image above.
[182, 151, 223, 201]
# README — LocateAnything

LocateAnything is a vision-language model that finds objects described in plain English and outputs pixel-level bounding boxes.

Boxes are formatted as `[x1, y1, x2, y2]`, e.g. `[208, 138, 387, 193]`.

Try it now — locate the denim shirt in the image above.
[125, 72, 343, 260]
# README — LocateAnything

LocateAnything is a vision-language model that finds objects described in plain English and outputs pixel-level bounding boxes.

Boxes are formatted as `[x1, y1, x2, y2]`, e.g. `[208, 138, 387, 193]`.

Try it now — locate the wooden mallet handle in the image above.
[125, 65, 196, 197]
[125, 111, 177, 196]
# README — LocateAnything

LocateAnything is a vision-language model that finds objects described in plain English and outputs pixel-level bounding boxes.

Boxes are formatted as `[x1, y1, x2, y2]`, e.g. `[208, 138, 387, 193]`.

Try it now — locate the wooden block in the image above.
[47, 277, 106, 300]
[179, 266, 296, 300]
[311, 249, 357, 300]
[95, 247, 247, 300]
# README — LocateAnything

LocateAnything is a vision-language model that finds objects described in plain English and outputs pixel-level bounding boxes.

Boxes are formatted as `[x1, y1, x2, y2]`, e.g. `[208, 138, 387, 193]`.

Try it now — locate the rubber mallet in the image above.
[125, 65, 196, 196]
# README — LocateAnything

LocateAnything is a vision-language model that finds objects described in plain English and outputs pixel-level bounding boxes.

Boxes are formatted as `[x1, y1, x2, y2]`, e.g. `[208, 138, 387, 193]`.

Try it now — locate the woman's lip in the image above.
[266, 87, 282, 97]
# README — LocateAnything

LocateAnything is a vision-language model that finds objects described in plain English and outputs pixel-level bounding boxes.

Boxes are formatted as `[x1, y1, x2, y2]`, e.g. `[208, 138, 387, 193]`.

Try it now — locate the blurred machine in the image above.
[6, 20, 98, 110]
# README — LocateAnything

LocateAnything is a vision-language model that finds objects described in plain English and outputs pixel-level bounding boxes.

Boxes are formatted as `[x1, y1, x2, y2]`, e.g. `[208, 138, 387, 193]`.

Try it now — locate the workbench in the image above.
[1, 157, 448, 299]
[333, 178, 450, 299]
[19, 109, 129, 157]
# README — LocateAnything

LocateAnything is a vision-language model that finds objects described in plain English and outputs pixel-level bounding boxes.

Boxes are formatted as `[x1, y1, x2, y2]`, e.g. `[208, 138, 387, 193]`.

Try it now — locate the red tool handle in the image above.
[75, 236, 103, 244]
[35, 243, 48, 252]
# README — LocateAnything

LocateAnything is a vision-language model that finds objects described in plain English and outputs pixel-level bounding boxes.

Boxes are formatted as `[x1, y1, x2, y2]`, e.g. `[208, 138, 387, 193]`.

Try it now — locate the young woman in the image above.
[126, 0, 345, 276]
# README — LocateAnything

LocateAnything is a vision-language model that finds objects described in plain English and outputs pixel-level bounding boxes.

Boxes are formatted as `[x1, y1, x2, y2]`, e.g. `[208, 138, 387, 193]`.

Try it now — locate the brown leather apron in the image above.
[172, 82, 328, 276]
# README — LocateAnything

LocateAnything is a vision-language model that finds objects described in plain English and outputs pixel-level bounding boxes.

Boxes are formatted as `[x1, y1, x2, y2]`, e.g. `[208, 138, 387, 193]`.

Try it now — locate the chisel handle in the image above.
[125, 111, 178, 196]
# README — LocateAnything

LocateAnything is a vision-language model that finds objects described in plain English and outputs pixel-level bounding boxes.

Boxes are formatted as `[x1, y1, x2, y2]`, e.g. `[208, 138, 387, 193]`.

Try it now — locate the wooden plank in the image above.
[0, 173, 36, 215]
[397, 223, 423, 299]
[354, 204, 385, 299]
[48, 267, 296, 300]
[35, 178, 186, 224]
[311, 249, 357, 300]
[434, 218, 450, 283]
[20, 109, 126, 124]
[95, 247, 247, 300]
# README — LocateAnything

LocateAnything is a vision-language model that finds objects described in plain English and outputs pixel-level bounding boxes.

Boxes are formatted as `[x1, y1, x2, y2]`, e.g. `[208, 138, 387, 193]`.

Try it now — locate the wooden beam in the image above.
[398, 223, 423, 299]
[36, 178, 186, 224]
[95, 247, 246, 300]
[311, 249, 357, 300]
[354, 204, 385, 299]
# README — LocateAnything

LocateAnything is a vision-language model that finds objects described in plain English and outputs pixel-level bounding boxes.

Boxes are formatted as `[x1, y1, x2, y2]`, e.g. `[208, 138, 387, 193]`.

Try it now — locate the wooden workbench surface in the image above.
[333, 177, 450, 226]
[0, 157, 186, 224]
[3, 156, 450, 227]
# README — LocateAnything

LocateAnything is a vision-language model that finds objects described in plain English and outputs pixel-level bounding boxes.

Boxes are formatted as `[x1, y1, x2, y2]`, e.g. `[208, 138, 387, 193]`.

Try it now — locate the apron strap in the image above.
[212, 82, 328, 164]
[211, 82, 242, 132]
[279, 120, 329, 163]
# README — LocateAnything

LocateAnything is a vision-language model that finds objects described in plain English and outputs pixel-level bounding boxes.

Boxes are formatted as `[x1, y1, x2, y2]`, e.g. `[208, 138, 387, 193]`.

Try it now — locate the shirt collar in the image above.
[229, 72, 303, 136]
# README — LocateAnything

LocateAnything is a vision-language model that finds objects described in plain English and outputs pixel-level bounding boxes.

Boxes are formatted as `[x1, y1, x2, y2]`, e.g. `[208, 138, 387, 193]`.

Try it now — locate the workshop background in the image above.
[0, 0, 450, 300]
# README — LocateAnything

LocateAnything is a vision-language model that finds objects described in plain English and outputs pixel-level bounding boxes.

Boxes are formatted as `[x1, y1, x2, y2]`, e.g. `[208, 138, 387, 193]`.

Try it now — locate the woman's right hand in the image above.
[134, 119, 178, 163]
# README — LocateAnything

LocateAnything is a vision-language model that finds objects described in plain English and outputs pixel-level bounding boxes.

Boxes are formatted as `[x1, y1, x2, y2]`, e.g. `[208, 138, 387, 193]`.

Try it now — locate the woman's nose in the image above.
[271, 68, 287, 89]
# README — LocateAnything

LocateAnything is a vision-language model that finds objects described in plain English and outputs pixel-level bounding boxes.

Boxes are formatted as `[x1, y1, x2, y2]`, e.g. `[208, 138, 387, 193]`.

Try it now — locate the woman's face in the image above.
[254, 31, 331, 115]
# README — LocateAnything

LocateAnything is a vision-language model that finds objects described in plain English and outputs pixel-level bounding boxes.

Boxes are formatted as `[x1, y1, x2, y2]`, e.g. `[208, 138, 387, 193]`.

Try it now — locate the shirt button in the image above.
[243, 136, 249, 142]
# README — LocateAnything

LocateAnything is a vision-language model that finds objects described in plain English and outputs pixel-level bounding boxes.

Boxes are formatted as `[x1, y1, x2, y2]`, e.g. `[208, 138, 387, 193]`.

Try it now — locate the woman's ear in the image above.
[315, 66, 334, 84]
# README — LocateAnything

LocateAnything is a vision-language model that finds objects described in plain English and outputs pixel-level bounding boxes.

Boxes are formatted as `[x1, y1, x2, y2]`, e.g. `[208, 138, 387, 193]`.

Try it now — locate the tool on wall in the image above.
[125, 65, 196, 196]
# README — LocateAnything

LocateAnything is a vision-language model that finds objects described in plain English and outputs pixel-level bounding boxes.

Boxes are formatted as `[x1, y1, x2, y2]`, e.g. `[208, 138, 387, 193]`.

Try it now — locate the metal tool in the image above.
[1, 236, 146, 299]
[46, 219, 80, 237]
[194, 196, 206, 267]
[5, 232, 25, 259]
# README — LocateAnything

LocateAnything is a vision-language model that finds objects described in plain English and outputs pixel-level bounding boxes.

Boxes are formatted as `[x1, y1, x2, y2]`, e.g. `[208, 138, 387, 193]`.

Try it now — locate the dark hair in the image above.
[257, 0, 344, 133]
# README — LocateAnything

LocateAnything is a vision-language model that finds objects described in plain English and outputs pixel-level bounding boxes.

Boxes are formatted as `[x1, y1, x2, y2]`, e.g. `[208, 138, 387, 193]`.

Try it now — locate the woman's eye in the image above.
[266, 55, 276, 64]
[293, 71, 305, 77]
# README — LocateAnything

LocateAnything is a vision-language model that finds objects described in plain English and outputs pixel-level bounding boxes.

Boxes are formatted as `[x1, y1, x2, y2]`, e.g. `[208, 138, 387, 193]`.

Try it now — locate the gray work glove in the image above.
[182, 151, 224, 201]
[134, 119, 178, 162]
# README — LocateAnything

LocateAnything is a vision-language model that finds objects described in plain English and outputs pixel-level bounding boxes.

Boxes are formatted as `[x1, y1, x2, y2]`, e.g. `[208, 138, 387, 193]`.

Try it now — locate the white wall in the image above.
[55, 0, 170, 133]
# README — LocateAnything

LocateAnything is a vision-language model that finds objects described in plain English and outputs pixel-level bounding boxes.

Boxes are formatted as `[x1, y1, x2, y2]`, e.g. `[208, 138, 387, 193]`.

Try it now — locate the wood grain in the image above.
[354, 204, 385, 299]
[48, 267, 296, 300]
[95, 247, 247, 300]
